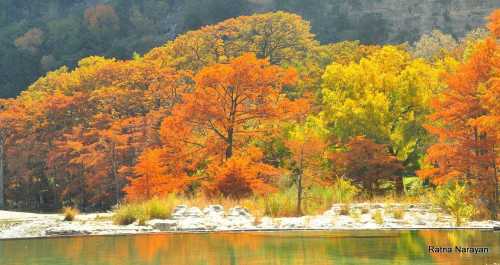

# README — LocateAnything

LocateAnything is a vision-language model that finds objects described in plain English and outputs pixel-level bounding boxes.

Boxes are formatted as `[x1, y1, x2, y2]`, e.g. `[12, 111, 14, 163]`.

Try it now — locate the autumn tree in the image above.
[330, 136, 403, 197]
[411, 30, 459, 61]
[320, 46, 447, 192]
[0, 100, 25, 208]
[418, 10, 500, 219]
[14, 28, 44, 54]
[285, 116, 328, 215]
[172, 53, 296, 160]
[84, 4, 120, 34]
[145, 12, 317, 71]
[124, 149, 191, 201]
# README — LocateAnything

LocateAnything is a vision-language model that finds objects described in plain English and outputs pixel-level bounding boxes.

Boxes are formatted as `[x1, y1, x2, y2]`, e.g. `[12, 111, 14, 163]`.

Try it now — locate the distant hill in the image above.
[1, 0, 498, 98]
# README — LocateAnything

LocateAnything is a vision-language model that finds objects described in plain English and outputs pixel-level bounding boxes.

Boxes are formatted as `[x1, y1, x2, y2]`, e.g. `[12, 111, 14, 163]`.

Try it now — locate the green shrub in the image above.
[434, 182, 475, 226]
[332, 177, 359, 204]
[63, 207, 79, 221]
[404, 177, 425, 197]
[372, 210, 384, 225]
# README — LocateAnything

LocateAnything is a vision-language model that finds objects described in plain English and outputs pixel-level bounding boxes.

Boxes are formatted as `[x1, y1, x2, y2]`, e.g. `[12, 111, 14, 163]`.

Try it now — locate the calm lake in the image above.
[0, 230, 498, 265]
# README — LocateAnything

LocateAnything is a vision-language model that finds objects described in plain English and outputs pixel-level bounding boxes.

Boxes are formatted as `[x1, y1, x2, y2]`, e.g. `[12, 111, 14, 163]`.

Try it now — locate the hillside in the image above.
[0, 0, 498, 98]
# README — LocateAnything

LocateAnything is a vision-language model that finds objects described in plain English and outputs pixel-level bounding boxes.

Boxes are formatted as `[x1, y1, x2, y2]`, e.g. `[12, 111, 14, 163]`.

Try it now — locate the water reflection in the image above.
[0, 230, 498, 265]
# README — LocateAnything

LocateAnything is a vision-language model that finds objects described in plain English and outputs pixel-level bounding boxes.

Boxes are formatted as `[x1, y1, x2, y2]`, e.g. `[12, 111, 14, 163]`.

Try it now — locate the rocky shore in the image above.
[1, 203, 499, 239]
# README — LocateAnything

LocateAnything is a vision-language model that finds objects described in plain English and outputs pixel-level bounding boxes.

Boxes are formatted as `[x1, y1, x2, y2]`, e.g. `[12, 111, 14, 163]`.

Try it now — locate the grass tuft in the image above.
[372, 210, 384, 225]
[63, 207, 79, 221]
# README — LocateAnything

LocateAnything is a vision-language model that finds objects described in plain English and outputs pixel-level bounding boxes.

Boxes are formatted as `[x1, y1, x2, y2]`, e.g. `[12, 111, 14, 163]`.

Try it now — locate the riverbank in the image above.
[1, 203, 499, 239]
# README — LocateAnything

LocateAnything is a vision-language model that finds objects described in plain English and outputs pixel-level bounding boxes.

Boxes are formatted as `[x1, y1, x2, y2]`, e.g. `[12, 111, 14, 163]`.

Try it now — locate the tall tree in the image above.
[172, 53, 296, 160]
[0, 100, 25, 208]
[320, 46, 446, 192]
[418, 10, 500, 219]
[286, 116, 328, 215]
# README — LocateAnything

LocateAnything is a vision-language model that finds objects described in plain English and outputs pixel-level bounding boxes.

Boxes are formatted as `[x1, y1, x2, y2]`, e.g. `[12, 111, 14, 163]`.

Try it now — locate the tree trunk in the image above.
[297, 172, 302, 216]
[395, 176, 404, 195]
[296, 148, 304, 216]
[0, 141, 4, 209]
[225, 128, 234, 159]
[492, 154, 498, 220]
[111, 143, 119, 204]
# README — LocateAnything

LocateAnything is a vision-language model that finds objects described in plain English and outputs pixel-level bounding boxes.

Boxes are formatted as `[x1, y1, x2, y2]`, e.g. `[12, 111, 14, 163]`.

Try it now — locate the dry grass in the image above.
[63, 207, 79, 221]
[113, 195, 178, 225]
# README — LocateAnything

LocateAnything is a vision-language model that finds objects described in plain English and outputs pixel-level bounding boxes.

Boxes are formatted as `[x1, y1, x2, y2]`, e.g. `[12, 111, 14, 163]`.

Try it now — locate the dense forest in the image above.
[0, 9, 498, 221]
[1, 0, 497, 98]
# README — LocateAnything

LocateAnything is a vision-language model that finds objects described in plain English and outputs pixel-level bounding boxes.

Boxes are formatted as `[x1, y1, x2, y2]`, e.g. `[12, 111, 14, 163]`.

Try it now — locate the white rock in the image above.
[148, 219, 177, 231]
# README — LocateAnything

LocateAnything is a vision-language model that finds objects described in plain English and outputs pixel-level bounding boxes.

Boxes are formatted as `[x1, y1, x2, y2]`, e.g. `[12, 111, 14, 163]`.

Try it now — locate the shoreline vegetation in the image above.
[1, 185, 500, 239]
[0, 8, 499, 238]
[1, 201, 499, 240]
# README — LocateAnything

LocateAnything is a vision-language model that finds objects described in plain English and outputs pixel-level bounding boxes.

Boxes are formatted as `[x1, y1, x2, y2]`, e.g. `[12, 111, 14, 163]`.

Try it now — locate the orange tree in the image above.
[124, 53, 300, 199]
[418, 10, 500, 219]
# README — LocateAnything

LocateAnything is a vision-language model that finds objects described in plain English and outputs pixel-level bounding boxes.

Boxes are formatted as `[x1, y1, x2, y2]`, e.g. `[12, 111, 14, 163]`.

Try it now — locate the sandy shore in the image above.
[1, 204, 499, 239]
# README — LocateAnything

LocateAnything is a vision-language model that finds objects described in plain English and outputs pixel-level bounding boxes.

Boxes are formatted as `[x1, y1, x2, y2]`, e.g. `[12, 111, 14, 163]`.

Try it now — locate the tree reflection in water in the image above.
[0, 230, 498, 265]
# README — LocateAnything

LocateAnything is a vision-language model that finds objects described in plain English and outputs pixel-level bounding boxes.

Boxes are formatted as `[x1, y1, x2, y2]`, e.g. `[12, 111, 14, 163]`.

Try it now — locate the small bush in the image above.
[145, 195, 178, 219]
[361, 207, 369, 214]
[392, 208, 405, 219]
[63, 207, 79, 221]
[332, 177, 359, 204]
[372, 210, 384, 225]
[113, 204, 142, 225]
[113, 194, 179, 226]
[434, 182, 475, 226]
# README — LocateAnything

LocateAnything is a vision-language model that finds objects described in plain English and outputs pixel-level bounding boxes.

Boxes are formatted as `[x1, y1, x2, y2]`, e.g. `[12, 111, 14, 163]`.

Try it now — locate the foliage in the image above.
[433, 183, 475, 226]
[205, 147, 281, 199]
[403, 177, 426, 197]
[331, 177, 359, 204]
[320, 46, 445, 179]
[330, 137, 403, 196]
[411, 30, 459, 61]
[418, 13, 499, 218]
[285, 115, 328, 214]
[145, 12, 318, 71]
[0, 9, 498, 221]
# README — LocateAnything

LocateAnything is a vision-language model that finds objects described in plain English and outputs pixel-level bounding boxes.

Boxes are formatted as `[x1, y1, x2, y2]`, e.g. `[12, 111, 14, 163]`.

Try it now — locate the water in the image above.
[0, 230, 498, 265]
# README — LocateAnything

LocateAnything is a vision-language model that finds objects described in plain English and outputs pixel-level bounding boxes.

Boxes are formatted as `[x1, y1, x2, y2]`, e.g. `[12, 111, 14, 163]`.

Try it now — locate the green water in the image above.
[0, 230, 498, 265]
